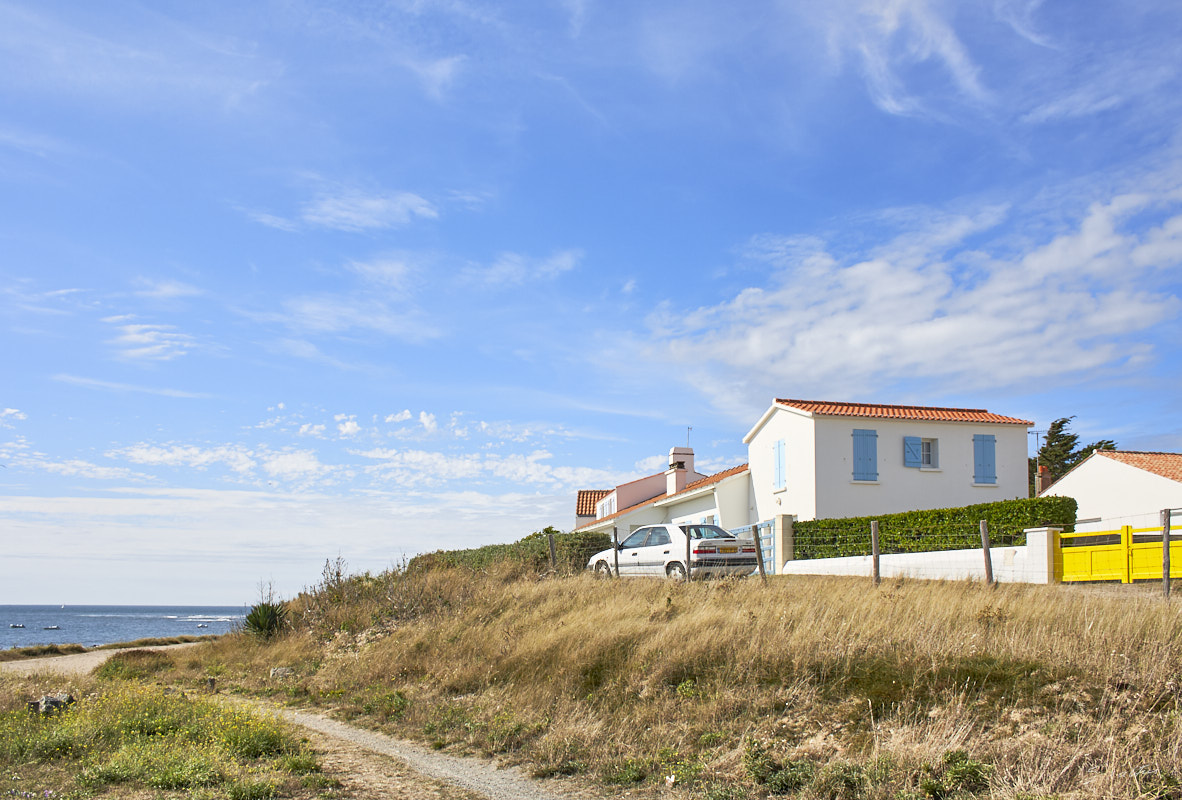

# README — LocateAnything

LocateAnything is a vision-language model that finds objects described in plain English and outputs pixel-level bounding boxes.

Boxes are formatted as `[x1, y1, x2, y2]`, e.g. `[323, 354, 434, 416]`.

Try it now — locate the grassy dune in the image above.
[160, 565, 1182, 798]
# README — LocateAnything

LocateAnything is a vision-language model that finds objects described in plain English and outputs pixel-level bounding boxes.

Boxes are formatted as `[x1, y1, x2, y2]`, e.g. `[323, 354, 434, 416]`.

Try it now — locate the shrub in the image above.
[243, 602, 287, 639]
[94, 649, 174, 680]
[793, 496, 1077, 559]
[408, 527, 611, 575]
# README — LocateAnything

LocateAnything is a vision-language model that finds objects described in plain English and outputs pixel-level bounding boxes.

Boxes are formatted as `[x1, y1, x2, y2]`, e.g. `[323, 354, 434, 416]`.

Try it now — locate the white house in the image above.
[575, 399, 1032, 543]
[575, 446, 751, 536]
[744, 399, 1033, 523]
[1040, 450, 1182, 529]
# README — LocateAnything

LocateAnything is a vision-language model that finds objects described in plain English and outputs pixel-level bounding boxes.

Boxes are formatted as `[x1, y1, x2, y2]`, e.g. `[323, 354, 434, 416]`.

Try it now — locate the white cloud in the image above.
[813, 0, 990, 118]
[299, 423, 326, 437]
[419, 411, 438, 433]
[403, 54, 466, 99]
[0, 408, 27, 428]
[346, 257, 412, 288]
[261, 450, 328, 480]
[114, 444, 257, 474]
[336, 415, 361, 437]
[40, 458, 137, 481]
[463, 249, 583, 286]
[631, 184, 1182, 421]
[52, 374, 212, 399]
[243, 209, 299, 232]
[106, 320, 196, 361]
[356, 446, 623, 490]
[270, 295, 439, 341]
[133, 278, 204, 299]
[301, 190, 438, 232]
[385, 410, 412, 423]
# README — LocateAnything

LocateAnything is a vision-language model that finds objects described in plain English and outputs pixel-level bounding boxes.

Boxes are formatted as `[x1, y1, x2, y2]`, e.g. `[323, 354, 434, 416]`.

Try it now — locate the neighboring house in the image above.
[575, 446, 751, 536]
[744, 399, 1033, 524]
[575, 489, 611, 529]
[1040, 450, 1182, 529]
[575, 399, 1032, 542]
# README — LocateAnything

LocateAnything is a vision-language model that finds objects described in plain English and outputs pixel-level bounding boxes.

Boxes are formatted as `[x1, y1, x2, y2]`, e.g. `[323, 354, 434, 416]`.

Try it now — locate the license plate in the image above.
[720, 546, 738, 553]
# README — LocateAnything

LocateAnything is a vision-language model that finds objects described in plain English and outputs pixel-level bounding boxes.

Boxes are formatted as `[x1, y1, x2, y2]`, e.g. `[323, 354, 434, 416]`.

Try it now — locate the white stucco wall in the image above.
[777, 530, 1057, 584]
[746, 405, 1029, 523]
[812, 416, 1029, 519]
[667, 492, 721, 526]
[1044, 455, 1182, 528]
[746, 408, 818, 525]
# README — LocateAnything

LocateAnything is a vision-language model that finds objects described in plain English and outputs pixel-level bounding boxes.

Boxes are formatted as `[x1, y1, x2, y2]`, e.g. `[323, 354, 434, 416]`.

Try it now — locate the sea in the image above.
[0, 605, 244, 650]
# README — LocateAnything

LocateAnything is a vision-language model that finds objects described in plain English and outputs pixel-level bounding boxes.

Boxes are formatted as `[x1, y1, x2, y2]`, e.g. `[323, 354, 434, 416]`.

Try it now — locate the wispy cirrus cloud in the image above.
[462, 249, 583, 286]
[53, 374, 212, 399]
[241, 187, 437, 234]
[102, 316, 197, 361]
[132, 278, 204, 299]
[301, 189, 437, 232]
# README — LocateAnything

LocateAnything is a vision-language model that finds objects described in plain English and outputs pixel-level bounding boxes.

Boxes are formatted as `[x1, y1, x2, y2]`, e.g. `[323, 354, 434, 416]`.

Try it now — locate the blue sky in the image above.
[2, 0, 1181, 604]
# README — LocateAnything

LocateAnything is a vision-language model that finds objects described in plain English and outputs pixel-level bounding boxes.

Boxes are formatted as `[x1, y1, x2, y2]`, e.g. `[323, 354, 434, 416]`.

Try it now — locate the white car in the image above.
[587, 523, 758, 579]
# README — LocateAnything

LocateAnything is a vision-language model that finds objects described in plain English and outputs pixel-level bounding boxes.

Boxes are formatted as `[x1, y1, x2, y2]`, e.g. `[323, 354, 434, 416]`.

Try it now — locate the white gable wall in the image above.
[813, 417, 1029, 519]
[1044, 455, 1182, 527]
[746, 407, 819, 524]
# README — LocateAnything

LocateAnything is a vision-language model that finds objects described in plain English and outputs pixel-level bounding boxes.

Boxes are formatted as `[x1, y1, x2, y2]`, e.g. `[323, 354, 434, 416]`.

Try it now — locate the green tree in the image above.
[1029, 416, 1116, 494]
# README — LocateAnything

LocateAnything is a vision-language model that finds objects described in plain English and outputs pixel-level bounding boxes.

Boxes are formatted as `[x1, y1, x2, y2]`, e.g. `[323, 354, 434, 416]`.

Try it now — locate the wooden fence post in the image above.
[980, 520, 994, 586]
[753, 524, 768, 583]
[612, 527, 620, 577]
[870, 520, 881, 586]
[547, 532, 557, 571]
[1163, 509, 1172, 599]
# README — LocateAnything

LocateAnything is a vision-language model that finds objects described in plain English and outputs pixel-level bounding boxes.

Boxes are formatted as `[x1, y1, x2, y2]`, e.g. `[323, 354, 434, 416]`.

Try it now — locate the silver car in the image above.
[587, 523, 757, 579]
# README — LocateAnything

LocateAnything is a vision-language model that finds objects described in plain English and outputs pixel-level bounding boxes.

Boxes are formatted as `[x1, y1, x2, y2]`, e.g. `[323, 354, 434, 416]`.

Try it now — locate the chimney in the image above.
[666, 446, 693, 496]
[1035, 464, 1053, 494]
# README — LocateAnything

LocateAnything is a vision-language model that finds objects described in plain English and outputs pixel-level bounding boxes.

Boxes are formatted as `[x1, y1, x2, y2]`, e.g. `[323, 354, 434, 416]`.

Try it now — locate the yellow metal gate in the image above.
[1058, 526, 1182, 583]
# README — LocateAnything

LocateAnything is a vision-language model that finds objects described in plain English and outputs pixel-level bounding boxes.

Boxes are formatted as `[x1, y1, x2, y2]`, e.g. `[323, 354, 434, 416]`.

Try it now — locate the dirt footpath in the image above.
[3, 646, 613, 800]
[0, 642, 204, 677]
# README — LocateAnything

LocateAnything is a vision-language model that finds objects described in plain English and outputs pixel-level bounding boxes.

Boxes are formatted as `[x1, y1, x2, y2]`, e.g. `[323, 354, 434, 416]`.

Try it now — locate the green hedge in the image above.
[793, 496, 1077, 560]
[408, 528, 612, 575]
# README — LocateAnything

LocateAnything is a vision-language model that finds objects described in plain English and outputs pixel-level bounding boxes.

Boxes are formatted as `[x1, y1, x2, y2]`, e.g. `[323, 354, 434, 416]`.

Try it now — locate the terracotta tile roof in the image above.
[576, 489, 611, 517]
[574, 464, 749, 530]
[1096, 451, 1182, 483]
[776, 399, 1033, 425]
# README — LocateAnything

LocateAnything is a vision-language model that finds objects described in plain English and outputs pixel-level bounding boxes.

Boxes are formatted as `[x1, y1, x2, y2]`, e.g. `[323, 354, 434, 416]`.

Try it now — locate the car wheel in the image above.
[666, 561, 687, 580]
[594, 561, 613, 578]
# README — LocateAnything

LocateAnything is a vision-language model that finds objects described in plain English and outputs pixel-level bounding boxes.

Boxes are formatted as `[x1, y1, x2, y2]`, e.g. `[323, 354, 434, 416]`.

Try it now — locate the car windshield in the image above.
[680, 524, 731, 540]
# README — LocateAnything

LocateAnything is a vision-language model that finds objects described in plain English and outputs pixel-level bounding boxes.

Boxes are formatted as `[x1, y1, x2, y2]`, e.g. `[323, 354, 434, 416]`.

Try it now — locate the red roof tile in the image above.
[574, 464, 749, 530]
[576, 489, 611, 517]
[776, 399, 1032, 425]
[1096, 451, 1182, 483]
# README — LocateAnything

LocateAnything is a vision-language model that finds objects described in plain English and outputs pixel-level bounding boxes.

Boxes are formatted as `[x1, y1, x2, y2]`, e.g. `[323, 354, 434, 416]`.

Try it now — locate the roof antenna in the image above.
[686, 426, 692, 447]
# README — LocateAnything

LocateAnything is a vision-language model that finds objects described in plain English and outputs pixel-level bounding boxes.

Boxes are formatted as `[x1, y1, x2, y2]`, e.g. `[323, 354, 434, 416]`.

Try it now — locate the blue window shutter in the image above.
[773, 439, 786, 490]
[973, 434, 997, 484]
[903, 436, 921, 468]
[852, 429, 878, 481]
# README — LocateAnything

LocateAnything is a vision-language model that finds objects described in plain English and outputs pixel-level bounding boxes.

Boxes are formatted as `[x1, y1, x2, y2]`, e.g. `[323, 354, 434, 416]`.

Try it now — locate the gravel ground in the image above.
[3, 645, 619, 800]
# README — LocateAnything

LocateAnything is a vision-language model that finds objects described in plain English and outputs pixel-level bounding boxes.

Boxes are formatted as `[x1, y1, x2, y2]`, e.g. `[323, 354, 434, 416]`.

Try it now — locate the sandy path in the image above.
[0, 642, 204, 677]
[3, 647, 611, 800]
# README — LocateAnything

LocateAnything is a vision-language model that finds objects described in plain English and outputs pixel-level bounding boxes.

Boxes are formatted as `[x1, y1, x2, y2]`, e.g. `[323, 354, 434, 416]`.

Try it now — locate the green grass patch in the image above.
[0, 682, 316, 797]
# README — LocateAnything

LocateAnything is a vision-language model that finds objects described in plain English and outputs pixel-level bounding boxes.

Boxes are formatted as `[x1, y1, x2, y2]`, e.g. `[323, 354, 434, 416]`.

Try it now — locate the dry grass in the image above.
[171, 567, 1182, 798]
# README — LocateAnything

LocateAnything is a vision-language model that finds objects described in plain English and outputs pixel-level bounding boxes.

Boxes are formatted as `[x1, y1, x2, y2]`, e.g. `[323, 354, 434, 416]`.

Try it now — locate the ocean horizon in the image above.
[1, 604, 244, 649]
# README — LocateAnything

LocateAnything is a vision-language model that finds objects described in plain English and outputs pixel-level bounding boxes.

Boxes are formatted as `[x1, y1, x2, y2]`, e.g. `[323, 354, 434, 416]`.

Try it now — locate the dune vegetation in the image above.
[0, 650, 330, 800]
[154, 559, 1182, 799]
